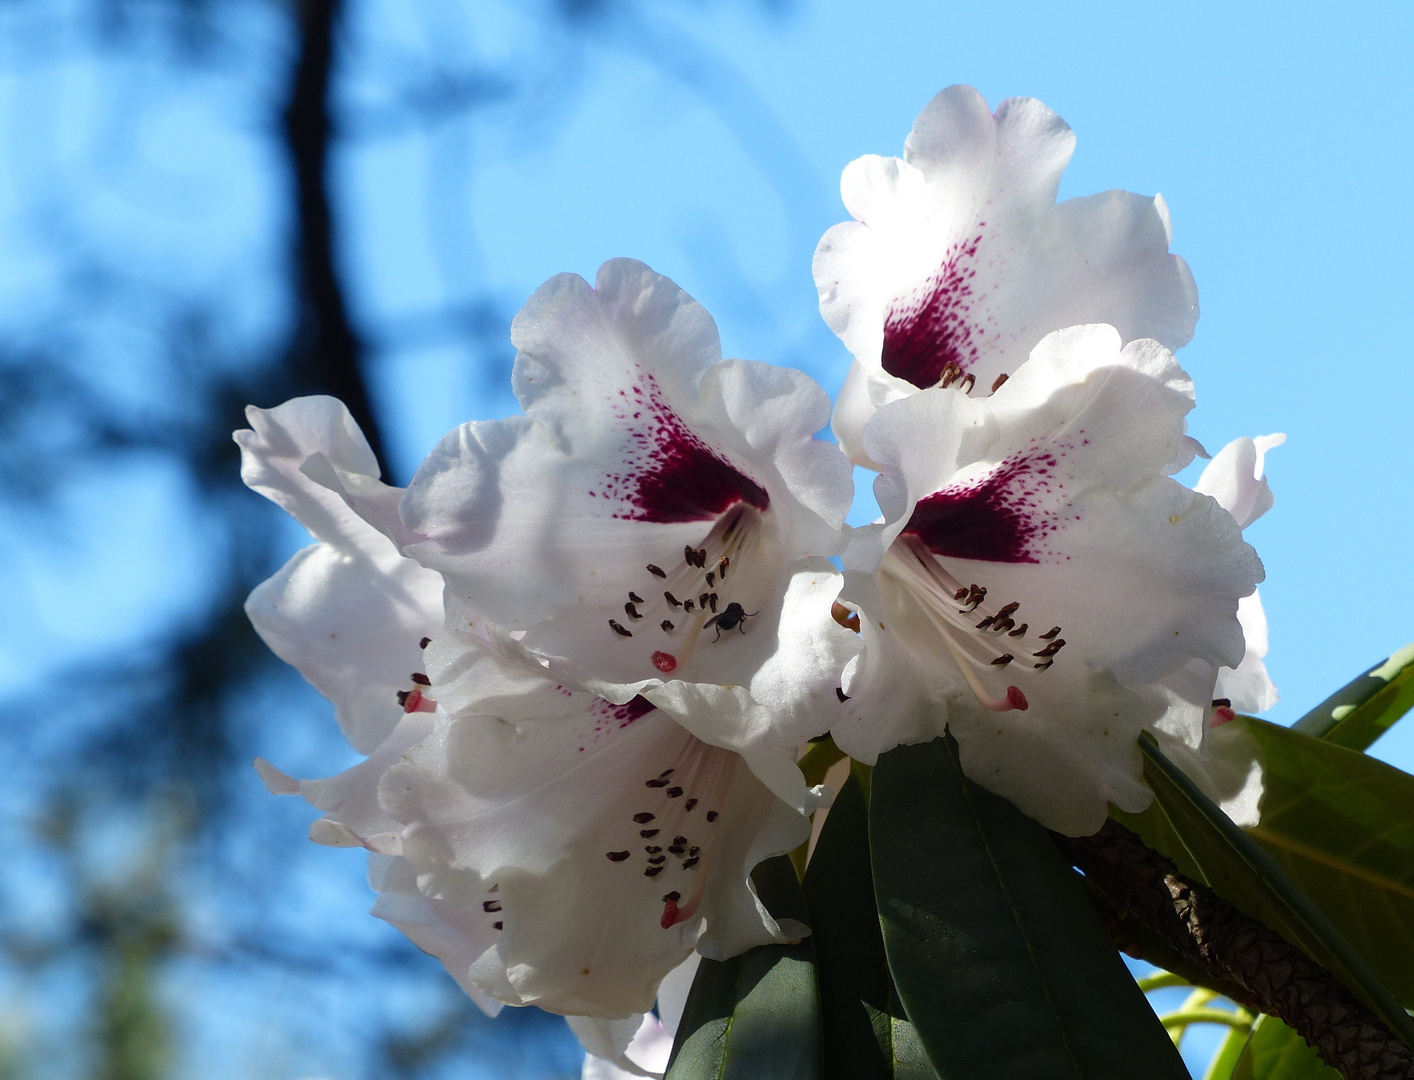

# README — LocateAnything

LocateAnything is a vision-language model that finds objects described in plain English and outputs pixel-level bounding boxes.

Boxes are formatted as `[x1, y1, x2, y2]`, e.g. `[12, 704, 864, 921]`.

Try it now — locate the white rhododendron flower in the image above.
[397, 258, 858, 803]
[237, 393, 819, 1021]
[835, 324, 1264, 835]
[380, 620, 813, 1018]
[815, 84, 1199, 467]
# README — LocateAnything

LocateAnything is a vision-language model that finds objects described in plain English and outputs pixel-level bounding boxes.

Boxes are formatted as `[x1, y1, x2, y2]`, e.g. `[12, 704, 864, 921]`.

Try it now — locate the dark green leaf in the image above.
[803, 767, 937, 1080]
[666, 855, 822, 1080]
[1118, 735, 1414, 1045]
[1238, 717, 1414, 1006]
[871, 736, 1187, 1080]
[1291, 643, 1414, 750]
[1231, 1015, 1340, 1080]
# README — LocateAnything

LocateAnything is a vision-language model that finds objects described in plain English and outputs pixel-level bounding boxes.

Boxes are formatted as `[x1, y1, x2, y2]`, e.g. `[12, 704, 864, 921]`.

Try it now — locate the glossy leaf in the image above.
[665, 856, 822, 1080]
[1231, 1016, 1340, 1080]
[871, 735, 1187, 1080]
[1116, 735, 1414, 1046]
[803, 767, 936, 1080]
[1238, 716, 1414, 1006]
[1291, 642, 1414, 751]
[1205, 1025, 1253, 1080]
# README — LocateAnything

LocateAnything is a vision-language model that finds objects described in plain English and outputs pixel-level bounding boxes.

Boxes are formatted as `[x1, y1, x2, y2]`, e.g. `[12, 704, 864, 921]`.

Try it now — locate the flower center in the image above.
[600, 740, 735, 930]
[604, 506, 766, 675]
[882, 536, 1069, 713]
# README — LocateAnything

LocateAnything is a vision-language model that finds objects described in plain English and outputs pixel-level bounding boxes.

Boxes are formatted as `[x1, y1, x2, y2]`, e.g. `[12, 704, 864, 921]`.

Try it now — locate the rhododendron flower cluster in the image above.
[240, 84, 1272, 1072]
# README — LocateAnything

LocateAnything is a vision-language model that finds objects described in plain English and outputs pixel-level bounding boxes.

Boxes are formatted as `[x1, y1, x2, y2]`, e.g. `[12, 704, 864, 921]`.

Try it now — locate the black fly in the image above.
[704, 602, 758, 641]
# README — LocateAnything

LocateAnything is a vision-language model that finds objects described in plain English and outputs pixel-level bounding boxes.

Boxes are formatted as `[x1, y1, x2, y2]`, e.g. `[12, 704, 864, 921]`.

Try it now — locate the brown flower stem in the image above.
[1053, 819, 1414, 1080]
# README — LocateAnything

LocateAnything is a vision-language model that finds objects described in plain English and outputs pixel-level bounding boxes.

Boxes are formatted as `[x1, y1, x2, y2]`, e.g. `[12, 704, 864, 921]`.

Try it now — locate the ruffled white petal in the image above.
[573, 957, 698, 1080]
[816, 85, 1198, 464]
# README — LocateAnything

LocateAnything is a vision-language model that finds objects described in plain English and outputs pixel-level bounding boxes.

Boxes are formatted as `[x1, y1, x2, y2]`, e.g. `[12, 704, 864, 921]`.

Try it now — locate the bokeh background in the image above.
[1, 0, 1411, 1077]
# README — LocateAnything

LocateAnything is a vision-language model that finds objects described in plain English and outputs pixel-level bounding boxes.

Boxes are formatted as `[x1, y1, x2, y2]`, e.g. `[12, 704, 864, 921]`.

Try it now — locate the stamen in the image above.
[1033, 639, 1066, 658]
[1040, 626, 1062, 640]
[718, 556, 729, 578]
[482, 900, 502, 913]
[1211, 698, 1232, 708]
[640, 829, 659, 837]
[410, 672, 430, 686]
[633, 812, 655, 823]
[681, 857, 700, 869]
[684, 599, 695, 613]
[958, 373, 976, 394]
[666, 786, 684, 798]
[624, 602, 643, 620]
[606, 851, 630, 862]
[660, 620, 675, 632]
[836, 687, 850, 702]
[708, 593, 718, 613]
[1008, 623, 1029, 638]
[706, 572, 716, 586]
[991, 372, 1009, 392]
[665, 592, 682, 608]
[493, 921, 502, 930]
[609, 620, 633, 637]
[706, 811, 719, 822]
[628, 591, 644, 604]
[685, 798, 697, 811]
[647, 564, 667, 578]
[645, 866, 664, 877]
[418, 637, 431, 649]
[990, 654, 1014, 666]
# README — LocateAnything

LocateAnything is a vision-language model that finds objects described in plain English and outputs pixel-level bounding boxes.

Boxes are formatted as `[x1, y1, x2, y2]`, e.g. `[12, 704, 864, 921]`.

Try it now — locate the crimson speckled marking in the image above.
[882, 232, 985, 388]
[903, 444, 1070, 564]
[588, 372, 769, 523]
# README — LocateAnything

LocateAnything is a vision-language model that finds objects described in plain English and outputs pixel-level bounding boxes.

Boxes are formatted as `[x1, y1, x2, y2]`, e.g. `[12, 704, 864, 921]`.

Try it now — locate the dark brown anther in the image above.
[684, 600, 695, 613]
[959, 373, 976, 394]
[708, 594, 718, 613]
[633, 812, 655, 823]
[645, 845, 662, 853]
[976, 615, 996, 631]
[673, 835, 688, 845]
[831, 602, 862, 633]
[688, 846, 700, 857]
[836, 687, 851, 702]
[628, 591, 644, 604]
[625, 602, 642, 620]
[685, 544, 696, 565]
[493, 921, 503, 930]
[665, 592, 682, 608]
[685, 798, 698, 811]
[647, 564, 667, 578]
[1008, 623, 1029, 637]
[659, 769, 675, 777]
[668, 845, 685, 855]
[662, 891, 682, 903]
[396, 690, 411, 706]
[606, 851, 630, 862]
[706, 811, 719, 822]
[644, 866, 664, 877]
[411, 672, 431, 686]
[1040, 626, 1062, 640]
[995, 601, 1021, 619]
[718, 556, 729, 578]
[609, 620, 633, 637]
[666, 786, 684, 798]
[705, 572, 716, 586]
[700, 593, 710, 608]
[661, 620, 675, 632]
[991, 654, 1014, 666]
[681, 857, 701, 869]
[640, 829, 659, 838]
[645, 777, 670, 788]
[1212, 698, 1232, 708]
[992, 617, 1015, 634]
[954, 586, 969, 601]
[482, 900, 502, 913]
[648, 855, 666, 865]
[991, 372, 1009, 392]
[1033, 639, 1066, 658]
[939, 361, 961, 389]
[419, 637, 431, 649]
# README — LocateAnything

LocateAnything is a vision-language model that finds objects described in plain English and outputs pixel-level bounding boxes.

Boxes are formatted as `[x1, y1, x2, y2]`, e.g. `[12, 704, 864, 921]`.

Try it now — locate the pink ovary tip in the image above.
[651, 651, 678, 674]
[402, 689, 437, 714]
[1211, 706, 1236, 726]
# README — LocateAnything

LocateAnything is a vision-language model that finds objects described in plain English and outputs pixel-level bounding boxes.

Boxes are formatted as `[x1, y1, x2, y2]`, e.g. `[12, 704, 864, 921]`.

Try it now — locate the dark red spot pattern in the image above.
[592, 373, 769, 523]
[881, 232, 984, 388]
[902, 449, 1064, 564]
